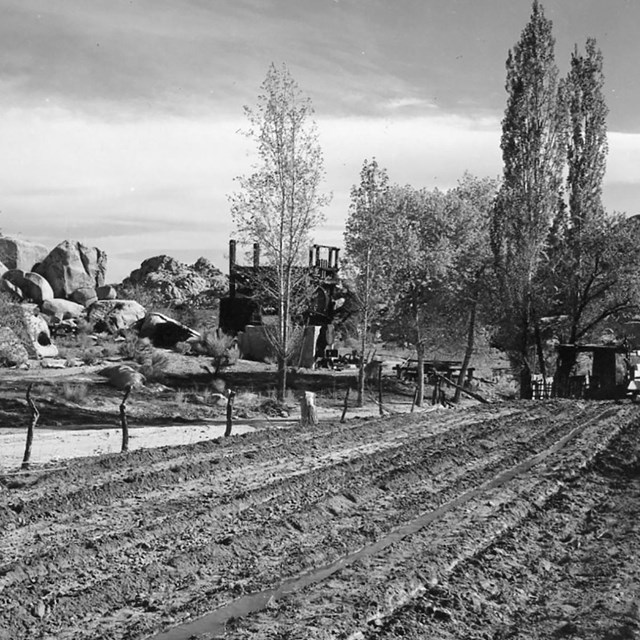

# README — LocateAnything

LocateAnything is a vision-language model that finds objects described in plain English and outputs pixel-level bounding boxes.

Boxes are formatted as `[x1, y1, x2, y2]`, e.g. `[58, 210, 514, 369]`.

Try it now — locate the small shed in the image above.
[555, 343, 629, 399]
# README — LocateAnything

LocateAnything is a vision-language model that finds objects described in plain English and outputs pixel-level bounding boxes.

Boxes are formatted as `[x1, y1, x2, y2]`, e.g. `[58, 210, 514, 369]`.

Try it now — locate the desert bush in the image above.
[0, 291, 29, 343]
[138, 349, 169, 382]
[118, 331, 151, 361]
[75, 318, 93, 335]
[61, 382, 89, 404]
[192, 330, 238, 375]
[175, 341, 192, 355]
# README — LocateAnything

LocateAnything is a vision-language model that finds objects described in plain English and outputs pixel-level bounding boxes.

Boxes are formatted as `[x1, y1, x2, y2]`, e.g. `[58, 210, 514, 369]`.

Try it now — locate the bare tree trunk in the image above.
[120, 386, 132, 453]
[225, 390, 235, 437]
[377, 365, 384, 416]
[455, 298, 477, 403]
[416, 341, 425, 408]
[413, 290, 425, 407]
[21, 384, 39, 470]
[534, 317, 547, 379]
[357, 310, 367, 408]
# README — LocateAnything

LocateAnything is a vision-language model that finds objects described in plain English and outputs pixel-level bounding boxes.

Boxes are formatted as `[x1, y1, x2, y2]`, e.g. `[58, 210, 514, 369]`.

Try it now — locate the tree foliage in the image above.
[230, 63, 330, 399]
[490, 0, 566, 396]
[344, 159, 408, 405]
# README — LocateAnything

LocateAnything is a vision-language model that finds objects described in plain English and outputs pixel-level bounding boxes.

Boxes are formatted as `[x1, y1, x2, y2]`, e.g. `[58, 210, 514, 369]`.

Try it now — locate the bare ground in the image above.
[2, 395, 639, 639]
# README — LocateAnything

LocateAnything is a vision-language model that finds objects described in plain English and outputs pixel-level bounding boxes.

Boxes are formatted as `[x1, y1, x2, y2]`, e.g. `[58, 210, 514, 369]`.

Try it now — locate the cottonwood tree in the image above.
[230, 63, 330, 400]
[382, 185, 454, 407]
[344, 159, 403, 407]
[490, 0, 565, 398]
[384, 175, 498, 406]
[447, 174, 499, 400]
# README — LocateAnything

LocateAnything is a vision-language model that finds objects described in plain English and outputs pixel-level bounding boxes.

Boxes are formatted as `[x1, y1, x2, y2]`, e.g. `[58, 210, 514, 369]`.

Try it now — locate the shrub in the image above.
[138, 349, 169, 383]
[61, 382, 89, 404]
[175, 341, 192, 355]
[192, 330, 238, 375]
[0, 291, 29, 344]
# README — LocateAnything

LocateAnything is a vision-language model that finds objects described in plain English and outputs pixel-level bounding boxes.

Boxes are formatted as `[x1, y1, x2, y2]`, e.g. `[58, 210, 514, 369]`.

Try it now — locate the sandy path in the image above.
[0, 424, 256, 470]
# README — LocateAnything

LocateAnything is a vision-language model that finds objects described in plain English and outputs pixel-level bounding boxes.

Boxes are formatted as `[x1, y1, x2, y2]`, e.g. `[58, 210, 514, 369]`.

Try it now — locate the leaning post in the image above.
[21, 384, 40, 470]
[225, 390, 236, 437]
[120, 385, 132, 453]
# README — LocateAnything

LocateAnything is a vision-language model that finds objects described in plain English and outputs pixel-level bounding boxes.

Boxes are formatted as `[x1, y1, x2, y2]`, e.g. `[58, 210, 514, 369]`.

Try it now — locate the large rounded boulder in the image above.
[86, 299, 146, 333]
[0, 236, 49, 272]
[41, 298, 86, 320]
[2, 270, 55, 305]
[34, 240, 107, 299]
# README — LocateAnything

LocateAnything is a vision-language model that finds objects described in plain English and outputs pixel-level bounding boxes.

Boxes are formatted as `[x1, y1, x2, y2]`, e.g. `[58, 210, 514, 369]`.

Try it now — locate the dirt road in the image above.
[1, 400, 639, 639]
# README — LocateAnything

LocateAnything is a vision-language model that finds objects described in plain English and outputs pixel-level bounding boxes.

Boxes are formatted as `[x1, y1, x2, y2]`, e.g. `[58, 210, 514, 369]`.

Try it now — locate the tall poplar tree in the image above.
[490, 0, 565, 398]
[548, 40, 640, 393]
[230, 63, 330, 400]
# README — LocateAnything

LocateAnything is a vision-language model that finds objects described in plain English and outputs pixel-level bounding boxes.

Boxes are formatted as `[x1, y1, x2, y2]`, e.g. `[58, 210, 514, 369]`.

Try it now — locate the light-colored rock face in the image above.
[0, 326, 29, 367]
[20, 308, 58, 358]
[34, 240, 107, 299]
[86, 299, 146, 333]
[0, 269, 54, 304]
[0, 260, 7, 278]
[0, 236, 49, 272]
[41, 298, 86, 320]
[70, 287, 98, 307]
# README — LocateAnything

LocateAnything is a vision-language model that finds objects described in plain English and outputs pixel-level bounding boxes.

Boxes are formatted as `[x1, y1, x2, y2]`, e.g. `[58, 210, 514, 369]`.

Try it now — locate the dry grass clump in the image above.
[61, 382, 89, 404]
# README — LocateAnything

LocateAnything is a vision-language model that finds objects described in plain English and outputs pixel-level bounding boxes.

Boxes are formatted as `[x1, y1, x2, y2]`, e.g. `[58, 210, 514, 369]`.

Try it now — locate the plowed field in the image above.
[1, 400, 639, 639]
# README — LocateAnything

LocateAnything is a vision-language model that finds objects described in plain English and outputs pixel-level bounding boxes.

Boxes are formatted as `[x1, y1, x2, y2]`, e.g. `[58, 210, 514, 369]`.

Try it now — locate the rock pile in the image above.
[0, 235, 225, 367]
[121, 255, 227, 306]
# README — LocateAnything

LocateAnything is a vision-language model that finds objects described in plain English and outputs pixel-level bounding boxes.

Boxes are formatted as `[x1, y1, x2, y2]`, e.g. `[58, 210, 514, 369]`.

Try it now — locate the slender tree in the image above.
[230, 63, 330, 400]
[344, 159, 399, 407]
[490, 0, 566, 398]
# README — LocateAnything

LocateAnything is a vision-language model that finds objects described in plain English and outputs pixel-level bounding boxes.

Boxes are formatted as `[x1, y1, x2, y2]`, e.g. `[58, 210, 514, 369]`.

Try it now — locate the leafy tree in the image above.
[542, 40, 640, 392]
[230, 63, 330, 400]
[344, 159, 403, 406]
[383, 175, 498, 406]
[490, 0, 566, 398]
[382, 185, 453, 406]
[447, 174, 500, 400]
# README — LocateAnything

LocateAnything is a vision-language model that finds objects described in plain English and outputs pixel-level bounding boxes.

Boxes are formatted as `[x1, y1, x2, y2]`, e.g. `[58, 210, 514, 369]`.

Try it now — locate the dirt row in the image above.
[0, 400, 636, 640]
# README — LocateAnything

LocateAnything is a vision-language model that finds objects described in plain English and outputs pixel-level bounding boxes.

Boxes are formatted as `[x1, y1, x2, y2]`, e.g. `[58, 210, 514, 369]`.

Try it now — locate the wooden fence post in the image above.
[21, 384, 39, 470]
[340, 386, 350, 423]
[225, 390, 235, 437]
[300, 391, 318, 427]
[120, 385, 132, 453]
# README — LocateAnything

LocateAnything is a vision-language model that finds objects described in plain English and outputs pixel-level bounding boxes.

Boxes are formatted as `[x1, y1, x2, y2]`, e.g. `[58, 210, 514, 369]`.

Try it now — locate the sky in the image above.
[1, 0, 640, 282]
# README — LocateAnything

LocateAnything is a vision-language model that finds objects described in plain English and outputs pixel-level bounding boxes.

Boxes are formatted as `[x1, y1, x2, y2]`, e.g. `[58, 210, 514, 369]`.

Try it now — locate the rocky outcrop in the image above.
[97, 285, 117, 300]
[0, 326, 29, 367]
[70, 287, 98, 307]
[121, 255, 227, 305]
[138, 312, 200, 348]
[1, 270, 54, 305]
[34, 240, 107, 299]
[86, 300, 146, 334]
[0, 236, 49, 272]
[41, 298, 86, 320]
